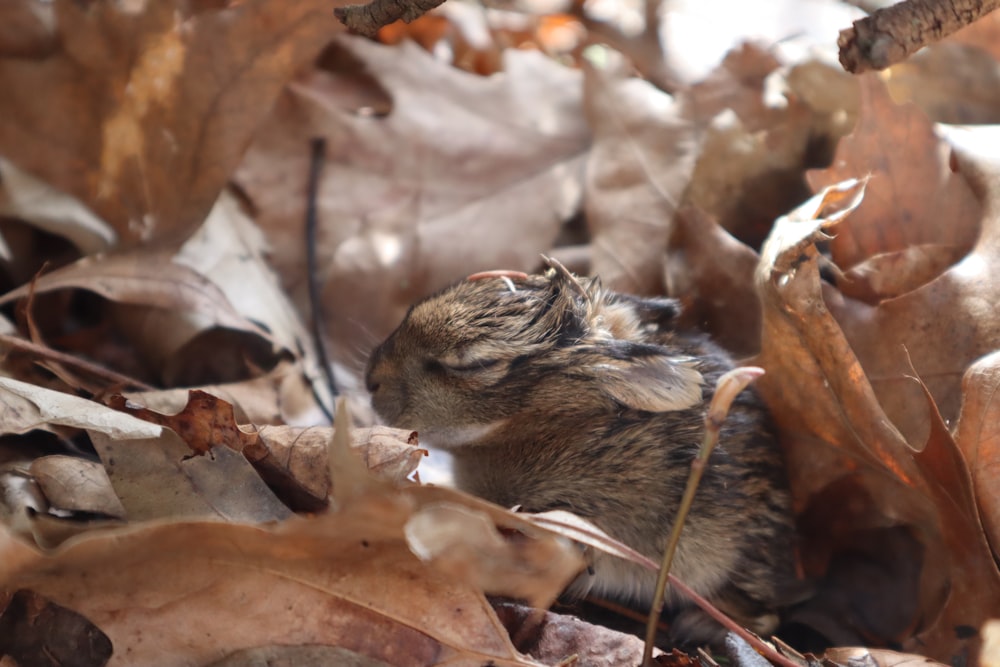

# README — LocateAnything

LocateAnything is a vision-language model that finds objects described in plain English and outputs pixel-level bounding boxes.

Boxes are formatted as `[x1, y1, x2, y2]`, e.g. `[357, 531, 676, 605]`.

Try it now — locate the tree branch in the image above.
[335, 0, 447, 37]
[839, 0, 1000, 73]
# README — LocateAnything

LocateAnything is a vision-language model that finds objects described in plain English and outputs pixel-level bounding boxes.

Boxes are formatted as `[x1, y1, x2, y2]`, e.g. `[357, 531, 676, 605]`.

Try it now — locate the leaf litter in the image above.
[2, 0, 1000, 665]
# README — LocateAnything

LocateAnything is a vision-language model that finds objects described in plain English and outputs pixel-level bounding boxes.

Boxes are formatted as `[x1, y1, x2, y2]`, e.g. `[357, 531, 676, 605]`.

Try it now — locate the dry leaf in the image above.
[234, 35, 589, 363]
[0, 589, 112, 667]
[0, 376, 161, 439]
[0, 513, 547, 667]
[207, 645, 394, 667]
[823, 647, 948, 667]
[0, 252, 273, 342]
[0, 0, 341, 244]
[582, 51, 696, 294]
[173, 191, 336, 411]
[0, 2, 55, 59]
[806, 74, 981, 285]
[838, 244, 968, 303]
[89, 428, 291, 523]
[0, 156, 114, 254]
[754, 180, 1000, 661]
[821, 130, 1000, 449]
[681, 44, 815, 247]
[110, 390, 421, 510]
[665, 206, 762, 356]
[405, 502, 582, 609]
[886, 44, 1000, 125]
[28, 455, 125, 519]
[121, 359, 334, 428]
[493, 600, 655, 667]
[955, 351, 1000, 558]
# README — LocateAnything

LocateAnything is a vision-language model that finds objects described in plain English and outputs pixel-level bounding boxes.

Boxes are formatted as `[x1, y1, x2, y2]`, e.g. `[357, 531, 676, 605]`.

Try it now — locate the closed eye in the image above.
[440, 358, 502, 374]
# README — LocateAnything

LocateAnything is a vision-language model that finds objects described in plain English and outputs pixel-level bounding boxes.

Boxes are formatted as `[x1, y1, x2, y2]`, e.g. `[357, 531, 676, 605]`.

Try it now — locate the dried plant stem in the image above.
[334, 0, 446, 37]
[304, 137, 338, 423]
[0, 333, 154, 391]
[839, 0, 1000, 73]
[641, 367, 767, 667]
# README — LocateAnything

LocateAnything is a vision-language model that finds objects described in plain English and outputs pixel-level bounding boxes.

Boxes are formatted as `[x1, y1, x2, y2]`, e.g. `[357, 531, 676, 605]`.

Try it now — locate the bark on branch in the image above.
[839, 0, 1000, 73]
[335, 0, 447, 37]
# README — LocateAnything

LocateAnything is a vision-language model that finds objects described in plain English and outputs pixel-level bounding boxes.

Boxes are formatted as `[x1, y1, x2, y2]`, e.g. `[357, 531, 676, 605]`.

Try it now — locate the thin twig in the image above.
[305, 137, 338, 423]
[0, 333, 155, 391]
[642, 367, 768, 667]
[335, 0, 447, 37]
[838, 0, 1000, 73]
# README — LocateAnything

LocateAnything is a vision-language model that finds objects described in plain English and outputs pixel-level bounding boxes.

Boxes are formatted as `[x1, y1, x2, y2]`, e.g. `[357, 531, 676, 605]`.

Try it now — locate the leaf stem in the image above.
[642, 366, 766, 666]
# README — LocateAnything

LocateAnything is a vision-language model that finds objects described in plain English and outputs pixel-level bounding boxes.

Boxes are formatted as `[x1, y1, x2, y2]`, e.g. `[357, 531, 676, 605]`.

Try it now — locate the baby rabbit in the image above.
[365, 260, 800, 645]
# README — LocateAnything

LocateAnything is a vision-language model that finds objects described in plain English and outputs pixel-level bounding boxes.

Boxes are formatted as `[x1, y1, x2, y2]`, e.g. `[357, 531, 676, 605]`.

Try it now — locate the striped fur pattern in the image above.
[365, 262, 800, 645]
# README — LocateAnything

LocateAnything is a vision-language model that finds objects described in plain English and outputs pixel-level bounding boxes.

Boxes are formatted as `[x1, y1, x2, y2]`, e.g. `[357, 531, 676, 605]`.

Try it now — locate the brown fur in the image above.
[365, 264, 801, 645]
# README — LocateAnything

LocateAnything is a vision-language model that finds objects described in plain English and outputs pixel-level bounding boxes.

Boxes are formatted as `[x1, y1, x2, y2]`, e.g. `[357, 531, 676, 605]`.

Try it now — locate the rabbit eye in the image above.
[439, 357, 503, 374]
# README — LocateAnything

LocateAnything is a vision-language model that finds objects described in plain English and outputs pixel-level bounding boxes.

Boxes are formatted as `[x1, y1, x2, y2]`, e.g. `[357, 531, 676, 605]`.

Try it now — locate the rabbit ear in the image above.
[588, 342, 705, 412]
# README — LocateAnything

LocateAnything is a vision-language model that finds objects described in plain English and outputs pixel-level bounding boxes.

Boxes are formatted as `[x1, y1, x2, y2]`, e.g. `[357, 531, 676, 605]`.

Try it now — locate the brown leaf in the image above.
[0, 0, 340, 244]
[907, 382, 1000, 661]
[173, 191, 335, 410]
[838, 244, 968, 303]
[0, 157, 114, 254]
[0, 516, 544, 667]
[0, 589, 112, 667]
[665, 206, 762, 357]
[28, 455, 125, 519]
[823, 647, 948, 667]
[0, 376, 162, 439]
[0, 2, 56, 59]
[806, 74, 981, 285]
[823, 132, 1000, 449]
[493, 600, 655, 667]
[582, 52, 697, 294]
[885, 44, 1000, 125]
[955, 351, 1000, 557]
[111, 390, 421, 511]
[754, 180, 1000, 661]
[0, 252, 273, 343]
[680, 43, 815, 247]
[118, 359, 328, 427]
[404, 502, 582, 610]
[207, 645, 394, 667]
[754, 181, 944, 645]
[108, 390, 254, 457]
[234, 35, 589, 362]
[89, 428, 292, 523]
[0, 477, 587, 666]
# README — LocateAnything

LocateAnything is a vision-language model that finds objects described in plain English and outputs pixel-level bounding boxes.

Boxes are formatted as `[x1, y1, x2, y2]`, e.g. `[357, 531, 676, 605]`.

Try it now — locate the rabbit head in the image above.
[365, 260, 705, 448]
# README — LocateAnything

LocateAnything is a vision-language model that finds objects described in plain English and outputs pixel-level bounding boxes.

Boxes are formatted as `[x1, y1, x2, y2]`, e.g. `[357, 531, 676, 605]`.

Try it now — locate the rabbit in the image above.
[364, 259, 802, 646]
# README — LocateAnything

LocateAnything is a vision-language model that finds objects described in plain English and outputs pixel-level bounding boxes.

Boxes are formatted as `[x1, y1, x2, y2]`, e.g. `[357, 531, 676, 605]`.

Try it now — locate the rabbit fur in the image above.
[365, 261, 800, 645]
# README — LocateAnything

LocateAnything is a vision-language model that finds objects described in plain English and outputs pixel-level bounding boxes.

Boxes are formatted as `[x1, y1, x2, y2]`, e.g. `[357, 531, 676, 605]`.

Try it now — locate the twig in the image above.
[838, 0, 1000, 73]
[0, 333, 155, 391]
[530, 488, 801, 667]
[334, 0, 447, 37]
[642, 367, 768, 667]
[305, 137, 338, 423]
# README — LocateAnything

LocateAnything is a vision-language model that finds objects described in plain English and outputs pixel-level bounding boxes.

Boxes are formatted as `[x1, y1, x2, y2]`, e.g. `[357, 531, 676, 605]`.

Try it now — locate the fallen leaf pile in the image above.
[2, 0, 1000, 666]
